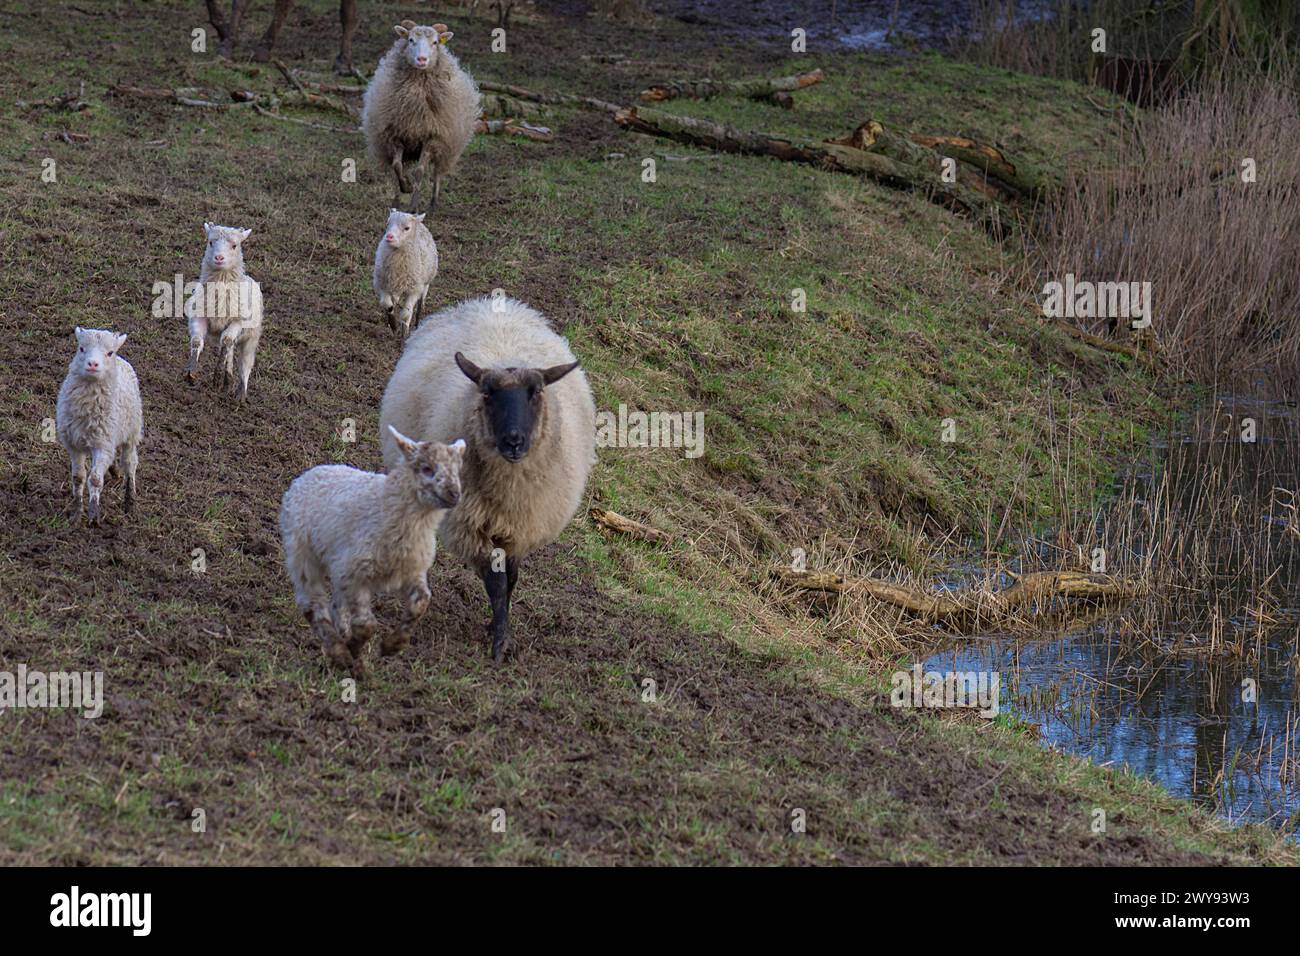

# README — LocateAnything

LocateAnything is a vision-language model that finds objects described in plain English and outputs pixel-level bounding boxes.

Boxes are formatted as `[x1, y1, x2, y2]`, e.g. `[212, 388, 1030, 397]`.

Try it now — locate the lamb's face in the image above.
[71, 327, 127, 379]
[389, 427, 465, 509]
[395, 23, 452, 70]
[203, 223, 251, 274]
[383, 209, 425, 249]
[454, 353, 581, 464]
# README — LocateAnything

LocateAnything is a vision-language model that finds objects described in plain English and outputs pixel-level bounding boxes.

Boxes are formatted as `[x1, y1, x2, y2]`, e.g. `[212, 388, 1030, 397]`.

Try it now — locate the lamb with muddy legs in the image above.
[379, 296, 597, 662]
[56, 327, 143, 526]
[279, 429, 465, 676]
[185, 222, 263, 402]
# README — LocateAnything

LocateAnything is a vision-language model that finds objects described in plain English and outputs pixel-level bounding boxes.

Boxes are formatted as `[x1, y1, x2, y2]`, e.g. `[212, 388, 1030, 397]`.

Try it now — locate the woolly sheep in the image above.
[373, 208, 439, 341]
[378, 296, 597, 662]
[279, 428, 466, 676]
[185, 222, 264, 402]
[361, 20, 481, 214]
[56, 327, 143, 525]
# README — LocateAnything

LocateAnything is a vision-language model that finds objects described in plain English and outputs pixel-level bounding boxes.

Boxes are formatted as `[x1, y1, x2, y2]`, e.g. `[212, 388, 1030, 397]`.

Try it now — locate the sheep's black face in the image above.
[455, 353, 580, 464]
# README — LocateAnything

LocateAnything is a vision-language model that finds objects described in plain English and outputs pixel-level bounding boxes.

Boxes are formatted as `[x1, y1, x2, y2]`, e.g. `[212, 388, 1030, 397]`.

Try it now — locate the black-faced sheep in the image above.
[378, 297, 596, 662]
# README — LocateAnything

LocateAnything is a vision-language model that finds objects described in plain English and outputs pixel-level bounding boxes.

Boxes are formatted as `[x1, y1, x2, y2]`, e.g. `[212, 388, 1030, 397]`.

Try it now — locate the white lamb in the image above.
[56, 327, 143, 525]
[279, 428, 465, 676]
[373, 208, 438, 341]
[185, 222, 264, 401]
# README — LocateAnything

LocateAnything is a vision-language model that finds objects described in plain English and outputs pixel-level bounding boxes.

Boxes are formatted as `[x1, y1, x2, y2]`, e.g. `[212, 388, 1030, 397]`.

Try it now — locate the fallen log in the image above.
[590, 507, 669, 544]
[772, 567, 1144, 625]
[911, 133, 1051, 201]
[639, 69, 824, 107]
[481, 92, 551, 121]
[478, 80, 622, 114]
[613, 105, 1010, 236]
[475, 118, 554, 141]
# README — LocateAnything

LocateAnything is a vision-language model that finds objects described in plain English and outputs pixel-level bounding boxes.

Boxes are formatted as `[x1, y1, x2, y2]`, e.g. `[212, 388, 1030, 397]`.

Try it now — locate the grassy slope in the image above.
[0, 0, 1291, 863]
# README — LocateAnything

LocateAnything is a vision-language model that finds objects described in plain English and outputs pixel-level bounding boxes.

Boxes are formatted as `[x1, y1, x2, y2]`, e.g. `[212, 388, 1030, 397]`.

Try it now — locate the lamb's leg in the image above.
[67, 452, 87, 520]
[219, 329, 239, 395]
[381, 577, 431, 657]
[234, 332, 258, 402]
[253, 0, 294, 62]
[479, 553, 515, 663]
[334, 0, 358, 74]
[121, 443, 139, 514]
[86, 448, 113, 526]
[328, 587, 366, 677]
[345, 586, 377, 661]
[185, 318, 208, 383]
[397, 291, 421, 341]
[378, 291, 396, 332]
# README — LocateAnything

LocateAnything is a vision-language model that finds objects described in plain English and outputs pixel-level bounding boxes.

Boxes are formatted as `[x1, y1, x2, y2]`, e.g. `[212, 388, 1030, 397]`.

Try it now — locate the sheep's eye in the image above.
[107, 351, 114, 357]
[78, 347, 84, 352]
[421, 465, 435, 477]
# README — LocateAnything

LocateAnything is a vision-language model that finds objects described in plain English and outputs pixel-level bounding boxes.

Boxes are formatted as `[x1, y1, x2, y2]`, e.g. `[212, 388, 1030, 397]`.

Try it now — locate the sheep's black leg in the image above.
[480, 558, 513, 663]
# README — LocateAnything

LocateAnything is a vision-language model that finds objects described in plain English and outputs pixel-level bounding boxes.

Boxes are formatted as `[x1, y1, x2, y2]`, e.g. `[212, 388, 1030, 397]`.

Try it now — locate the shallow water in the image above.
[927, 388, 1300, 837]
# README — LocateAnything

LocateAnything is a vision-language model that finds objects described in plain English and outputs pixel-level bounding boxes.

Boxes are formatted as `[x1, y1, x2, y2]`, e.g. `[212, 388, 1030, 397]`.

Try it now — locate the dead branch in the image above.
[481, 92, 551, 121]
[772, 567, 1145, 627]
[590, 507, 669, 544]
[475, 118, 554, 141]
[640, 69, 824, 107]
[613, 105, 1011, 237]
[478, 80, 622, 114]
[911, 133, 1051, 201]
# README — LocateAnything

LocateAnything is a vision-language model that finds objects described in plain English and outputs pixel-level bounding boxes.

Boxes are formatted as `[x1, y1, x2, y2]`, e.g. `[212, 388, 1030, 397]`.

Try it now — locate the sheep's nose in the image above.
[86, 360, 99, 370]
[386, 233, 396, 241]
[416, 56, 428, 65]
[214, 254, 225, 262]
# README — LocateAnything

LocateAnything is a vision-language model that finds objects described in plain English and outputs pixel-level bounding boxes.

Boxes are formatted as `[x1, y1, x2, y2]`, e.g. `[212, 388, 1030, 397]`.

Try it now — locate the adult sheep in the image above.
[362, 20, 480, 214]
[379, 297, 596, 662]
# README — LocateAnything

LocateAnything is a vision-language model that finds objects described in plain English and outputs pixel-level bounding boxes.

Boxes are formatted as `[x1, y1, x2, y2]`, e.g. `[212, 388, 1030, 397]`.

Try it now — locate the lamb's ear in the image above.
[388, 424, 420, 460]
[113, 332, 128, 352]
[393, 23, 409, 38]
[449, 438, 467, 456]
[438, 31, 453, 44]
[203, 221, 213, 236]
[455, 352, 484, 385]
[540, 360, 580, 386]
[74, 326, 85, 343]
[238, 228, 252, 242]
[415, 213, 427, 223]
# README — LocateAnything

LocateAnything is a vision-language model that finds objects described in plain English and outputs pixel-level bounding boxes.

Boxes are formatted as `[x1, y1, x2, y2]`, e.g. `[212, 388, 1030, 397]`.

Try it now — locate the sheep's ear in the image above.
[113, 332, 128, 351]
[455, 352, 484, 385]
[438, 31, 453, 44]
[415, 213, 427, 223]
[450, 438, 466, 455]
[74, 326, 85, 342]
[540, 360, 580, 386]
[238, 228, 252, 242]
[387, 424, 420, 460]
[393, 23, 409, 38]
[203, 221, 213, 236]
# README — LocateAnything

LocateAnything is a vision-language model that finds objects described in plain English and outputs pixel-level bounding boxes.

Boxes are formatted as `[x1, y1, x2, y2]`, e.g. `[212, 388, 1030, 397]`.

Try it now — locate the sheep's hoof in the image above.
[184, 368, 198, 384]
[491, 634, 512, 664]
[324, 641, 358, 675]
[235, 382, 249, 403]
[380, 633, 411, 657]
